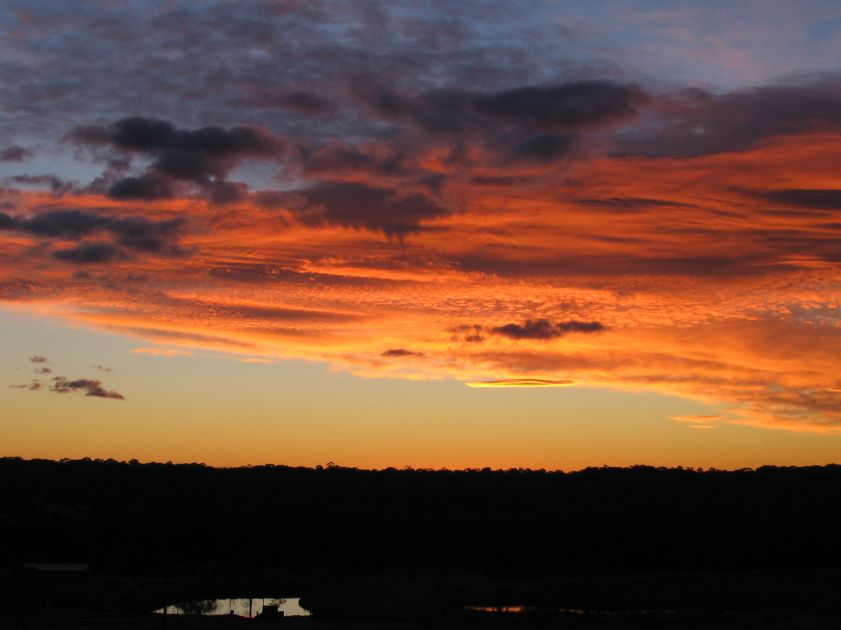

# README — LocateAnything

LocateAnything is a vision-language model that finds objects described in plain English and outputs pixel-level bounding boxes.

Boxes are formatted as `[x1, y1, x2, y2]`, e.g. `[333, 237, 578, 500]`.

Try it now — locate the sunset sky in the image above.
[4, 1, 841, 469]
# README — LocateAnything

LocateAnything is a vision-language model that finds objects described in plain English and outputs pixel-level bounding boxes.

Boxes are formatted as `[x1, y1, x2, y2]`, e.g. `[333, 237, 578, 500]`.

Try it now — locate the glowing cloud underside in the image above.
[467, 379, 577, 388]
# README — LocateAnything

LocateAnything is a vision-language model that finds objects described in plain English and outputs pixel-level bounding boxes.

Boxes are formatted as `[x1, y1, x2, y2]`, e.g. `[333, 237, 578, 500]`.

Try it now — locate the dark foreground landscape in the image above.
[3, 457, 841, 629]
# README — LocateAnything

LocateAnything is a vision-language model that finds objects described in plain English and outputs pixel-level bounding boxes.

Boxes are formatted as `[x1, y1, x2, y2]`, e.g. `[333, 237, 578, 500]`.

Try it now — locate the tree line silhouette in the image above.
[2, 457, 841, 575]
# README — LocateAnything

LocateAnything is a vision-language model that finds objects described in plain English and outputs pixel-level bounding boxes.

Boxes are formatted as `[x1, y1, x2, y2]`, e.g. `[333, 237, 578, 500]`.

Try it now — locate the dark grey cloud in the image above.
[0, 145, 33, 162]
[471, 81, 646, 130]
[75, 117, 282, 159]
[509, 133, 575, 163]
[490, 318, 605, 340]
[294, 181, 450, 236]
[618, 79, 841, 157]
[1, 209, 107, 239]
[206, 180, 249, 205]
[72, 117, 283, 204]
[761, 189, 841, 211]
[382, 348, 424, 358]
[9, 175, 76, 194]
[335, 80, 647, 174]
[107, 174, 173, 201]
[51, 376, 124, 400]
[297, 143, 410, 177]
[0, 209, 185, 261]
[361, 86, 473, 134]
[362, 80, 645, 138]
[54, 242, 120, 264]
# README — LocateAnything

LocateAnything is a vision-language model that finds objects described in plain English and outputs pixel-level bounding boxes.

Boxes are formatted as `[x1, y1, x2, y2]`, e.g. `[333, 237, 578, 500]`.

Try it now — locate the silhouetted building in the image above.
[260, 604, 282, 618]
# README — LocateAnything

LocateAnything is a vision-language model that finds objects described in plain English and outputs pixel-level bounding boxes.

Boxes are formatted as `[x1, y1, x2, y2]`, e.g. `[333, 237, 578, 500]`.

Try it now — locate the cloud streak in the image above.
[467, 379, 576, 388]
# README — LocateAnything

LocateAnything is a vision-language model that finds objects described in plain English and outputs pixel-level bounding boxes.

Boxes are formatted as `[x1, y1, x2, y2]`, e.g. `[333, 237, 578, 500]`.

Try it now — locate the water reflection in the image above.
[154, 597, 310, 617]
[463, 605, 678, 617]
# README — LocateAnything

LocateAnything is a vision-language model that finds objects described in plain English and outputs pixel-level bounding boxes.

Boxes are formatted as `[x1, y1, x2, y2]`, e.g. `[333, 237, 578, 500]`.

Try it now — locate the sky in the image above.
[4, 0, 841, 469]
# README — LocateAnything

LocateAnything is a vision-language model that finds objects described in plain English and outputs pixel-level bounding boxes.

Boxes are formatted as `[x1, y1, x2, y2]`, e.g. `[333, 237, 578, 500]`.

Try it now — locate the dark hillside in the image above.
[2, 458, 841, 574]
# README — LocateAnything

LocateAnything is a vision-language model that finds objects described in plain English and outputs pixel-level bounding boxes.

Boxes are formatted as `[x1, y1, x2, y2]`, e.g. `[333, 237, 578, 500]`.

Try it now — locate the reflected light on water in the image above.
[154, 597, 310, 617]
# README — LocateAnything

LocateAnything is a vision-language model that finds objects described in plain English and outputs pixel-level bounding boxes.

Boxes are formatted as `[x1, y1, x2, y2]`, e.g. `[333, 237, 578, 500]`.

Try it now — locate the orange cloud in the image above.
[5, 119, 841, 432]
[466, 379, 576, 388]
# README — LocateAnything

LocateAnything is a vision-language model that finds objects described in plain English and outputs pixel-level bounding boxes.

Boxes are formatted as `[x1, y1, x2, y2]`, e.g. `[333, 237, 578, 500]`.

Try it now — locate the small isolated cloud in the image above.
[10, 381, 41, 391]
[490, 319, 604, 340]
[670, 414, 726, 430]
[8, 174, 76, 194]
[34, 367, 51, 374]
[466, 379, 575, 388]
[0, 145, 33, 162]
[382, 348, 424, 358]
[29, 355, 48, 363]
[50, 376, 124, 400]
[93, 364, 112, 372]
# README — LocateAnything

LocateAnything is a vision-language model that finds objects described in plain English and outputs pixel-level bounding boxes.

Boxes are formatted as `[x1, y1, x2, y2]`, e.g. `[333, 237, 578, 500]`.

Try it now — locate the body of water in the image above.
[154, 597, 310, 617]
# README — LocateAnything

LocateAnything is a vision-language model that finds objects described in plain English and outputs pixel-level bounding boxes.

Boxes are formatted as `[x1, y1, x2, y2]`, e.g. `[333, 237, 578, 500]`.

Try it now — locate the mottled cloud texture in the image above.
[4, 2, 841, 430]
